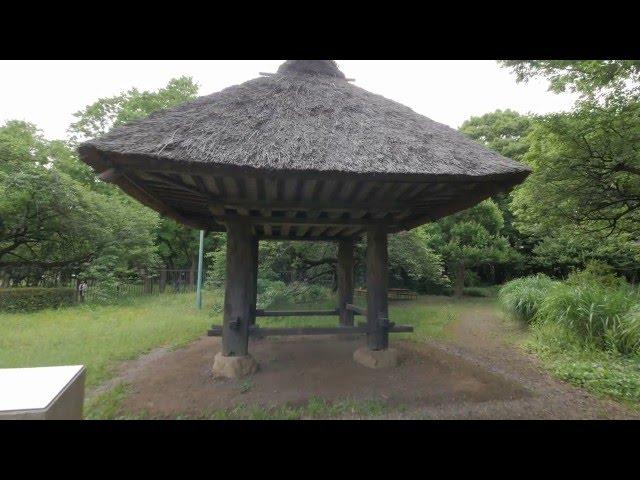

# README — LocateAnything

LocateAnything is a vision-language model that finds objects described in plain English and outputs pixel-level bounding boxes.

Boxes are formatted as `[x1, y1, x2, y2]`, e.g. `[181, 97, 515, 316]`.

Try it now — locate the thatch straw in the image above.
[79, 60, 530, 182]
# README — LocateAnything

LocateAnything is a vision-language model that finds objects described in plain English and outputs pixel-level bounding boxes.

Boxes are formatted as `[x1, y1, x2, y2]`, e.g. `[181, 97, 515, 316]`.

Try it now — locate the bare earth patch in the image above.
[116, 335, 527, 418]
[94, 300, 640, 419]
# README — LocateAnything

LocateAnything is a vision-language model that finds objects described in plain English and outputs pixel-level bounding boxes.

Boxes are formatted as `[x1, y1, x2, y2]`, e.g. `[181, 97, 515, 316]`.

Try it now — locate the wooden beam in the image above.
[366, 225, 389, 350]
[249, 235, 259, 326]
[97, 168, 123, 183]
[209, 197, 405, 214]
[117, 172, 204, 230]
[346, 303, 366, 316]
[255, 309, 339, 317]
[221, 219, 256, 357]
[208, 325, 413, 337]
[256, 234, 358, 242]
[212, 214, 397, 227]
[337, 238, 355, 327]
[104, 156, 527, 185]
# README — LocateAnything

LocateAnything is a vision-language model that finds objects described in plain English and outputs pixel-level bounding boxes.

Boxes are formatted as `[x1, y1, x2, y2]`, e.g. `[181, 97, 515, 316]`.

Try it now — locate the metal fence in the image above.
[76, 269, 204, 303]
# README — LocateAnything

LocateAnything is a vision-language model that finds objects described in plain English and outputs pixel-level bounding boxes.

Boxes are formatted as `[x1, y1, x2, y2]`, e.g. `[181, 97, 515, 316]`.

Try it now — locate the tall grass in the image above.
[498, 274, 559, 323]
[536, 280, 640, 354]
[499, 268, 640, 356]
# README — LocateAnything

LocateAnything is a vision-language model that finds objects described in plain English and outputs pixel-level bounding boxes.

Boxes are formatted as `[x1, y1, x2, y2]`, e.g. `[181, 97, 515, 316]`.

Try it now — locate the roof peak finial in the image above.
[277, 60, 346, 79]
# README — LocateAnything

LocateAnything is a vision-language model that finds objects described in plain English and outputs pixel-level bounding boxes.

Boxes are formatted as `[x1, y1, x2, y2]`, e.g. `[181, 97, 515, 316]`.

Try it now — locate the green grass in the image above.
[498, 274, 559, 324]
[526, 321, 640, 406]
[0, 291, 489, 419]
[168, 396, 392, 420]
[499, 272, 640, 406]
[0, 293, 213, 389]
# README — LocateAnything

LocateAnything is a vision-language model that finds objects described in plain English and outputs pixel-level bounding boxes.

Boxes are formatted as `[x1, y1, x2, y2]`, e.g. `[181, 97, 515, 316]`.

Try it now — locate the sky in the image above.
[0, 60, 577, 140]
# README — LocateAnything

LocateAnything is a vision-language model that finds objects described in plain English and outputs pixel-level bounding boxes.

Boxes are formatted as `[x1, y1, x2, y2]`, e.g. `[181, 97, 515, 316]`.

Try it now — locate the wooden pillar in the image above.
[249, 235, 259, 326]
[159, 269, 166, 293]
[337, 238, 355, 326]
[366, 226, 389, 350]
[221, 220, 256, 357]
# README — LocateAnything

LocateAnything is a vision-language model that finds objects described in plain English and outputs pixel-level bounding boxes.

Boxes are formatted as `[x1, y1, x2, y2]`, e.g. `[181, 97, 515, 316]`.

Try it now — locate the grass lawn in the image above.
[1, 291, 476, 418]
[0, 293, 212, 389]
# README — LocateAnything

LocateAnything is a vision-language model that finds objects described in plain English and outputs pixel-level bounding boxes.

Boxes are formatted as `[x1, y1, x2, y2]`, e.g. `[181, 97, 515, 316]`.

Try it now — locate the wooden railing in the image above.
[354, 288, 418, 300]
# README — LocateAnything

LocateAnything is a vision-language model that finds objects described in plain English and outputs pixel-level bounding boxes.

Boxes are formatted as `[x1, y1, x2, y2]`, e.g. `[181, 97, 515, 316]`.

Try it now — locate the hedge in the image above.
[0, 287, 77, 313]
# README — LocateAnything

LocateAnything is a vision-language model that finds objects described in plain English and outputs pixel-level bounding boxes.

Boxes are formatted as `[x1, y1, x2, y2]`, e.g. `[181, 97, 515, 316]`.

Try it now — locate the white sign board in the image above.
[0, 365, 86, 420]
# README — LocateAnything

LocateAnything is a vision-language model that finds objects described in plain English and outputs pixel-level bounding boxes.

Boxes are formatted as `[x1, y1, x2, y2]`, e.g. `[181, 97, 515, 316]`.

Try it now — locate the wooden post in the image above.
[159, 269, 166, 293]
[221, 220, 256, 357]
[249, 235, 259, 325]
[337, 238, 355, 326]
[366, 226, 389, 350]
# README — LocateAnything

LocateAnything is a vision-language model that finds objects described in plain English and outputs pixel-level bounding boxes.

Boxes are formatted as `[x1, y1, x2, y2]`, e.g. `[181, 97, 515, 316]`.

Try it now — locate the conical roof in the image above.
[79, 60, 530, 182]
[77, 61, 531, 238]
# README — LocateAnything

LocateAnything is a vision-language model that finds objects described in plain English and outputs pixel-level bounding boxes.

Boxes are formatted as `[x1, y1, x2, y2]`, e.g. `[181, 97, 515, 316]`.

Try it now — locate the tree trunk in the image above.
[454, 263, 465, 298]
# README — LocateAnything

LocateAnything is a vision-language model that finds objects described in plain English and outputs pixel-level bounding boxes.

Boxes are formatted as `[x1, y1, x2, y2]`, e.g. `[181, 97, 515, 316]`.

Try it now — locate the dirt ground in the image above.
[100, 302, 640, 419]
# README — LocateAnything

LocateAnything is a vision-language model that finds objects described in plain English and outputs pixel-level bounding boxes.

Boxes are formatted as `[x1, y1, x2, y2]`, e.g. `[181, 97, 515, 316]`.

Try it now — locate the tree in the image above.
[68, 77, 204, 272]
[496, 61, 640, 280]
[500, 60, 640, 104]
[530, 230, 640, 281]
[511, 102, 640, 237]
[459, 110, 535, 252]
[69, 76, 199, 141]
[387, 230, 448, 292]
[459, 109, 534, 162]
[421, 200, 519, 296]
[0, 121, 159, 285]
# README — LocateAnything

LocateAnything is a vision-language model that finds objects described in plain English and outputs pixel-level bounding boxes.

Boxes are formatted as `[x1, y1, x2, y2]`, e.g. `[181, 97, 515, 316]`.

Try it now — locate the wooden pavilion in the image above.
[78, 60, 530, 376]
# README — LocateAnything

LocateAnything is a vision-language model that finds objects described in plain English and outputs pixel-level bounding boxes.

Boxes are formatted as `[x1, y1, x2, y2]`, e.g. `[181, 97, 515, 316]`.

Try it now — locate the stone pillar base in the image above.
[353, 347, 398, 369]
[212, 352, 258, 379]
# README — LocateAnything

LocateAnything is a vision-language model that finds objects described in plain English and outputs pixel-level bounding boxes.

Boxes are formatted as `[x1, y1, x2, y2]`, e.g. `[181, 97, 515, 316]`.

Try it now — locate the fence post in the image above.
[196, 229, 205, 310]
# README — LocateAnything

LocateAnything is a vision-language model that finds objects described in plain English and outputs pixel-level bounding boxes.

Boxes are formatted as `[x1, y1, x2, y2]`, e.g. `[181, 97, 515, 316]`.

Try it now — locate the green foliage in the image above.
[500, 60, 640, 103]
[0, 287, 76, 312]
[459, 109, 534, 162]
[498, 274, 559, 323]
[257, 280, 333, 310]
[422, 199, 519, 295]
[0, 120, 160, 285]
[462, 287, 493, 298]
[68, 76, 203, 274]
[494, 61, 640, 283]
[529, 230, 640, 279]
[537, 276, 640, 355]
[459, 109, 535, 255]
[69, 77, 199, 141]
[388, 230, 448, 292]
[501, 266, 640, 356]
[512, 102, 640, 237]
[527, 320, 640, 405]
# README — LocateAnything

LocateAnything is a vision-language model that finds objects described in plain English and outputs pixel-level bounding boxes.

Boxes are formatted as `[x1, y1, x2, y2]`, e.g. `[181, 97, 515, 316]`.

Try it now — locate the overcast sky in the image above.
[0, 60, 577, 140]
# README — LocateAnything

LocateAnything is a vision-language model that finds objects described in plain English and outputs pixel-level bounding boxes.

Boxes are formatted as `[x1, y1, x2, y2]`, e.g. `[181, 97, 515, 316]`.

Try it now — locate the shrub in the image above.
[88, 278, 123, 304]
[0, 287, 77, 312]
[462, 287, 491, 297]
[498, 274, 559, 323]
[257, 280, 333, 309]
[536, 279, 640, 355]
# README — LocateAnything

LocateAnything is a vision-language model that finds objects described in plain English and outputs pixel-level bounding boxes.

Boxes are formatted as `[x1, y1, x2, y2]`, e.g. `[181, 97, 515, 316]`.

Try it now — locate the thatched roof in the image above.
[78, 60, 530, 183]
[77, 61, 531, 238]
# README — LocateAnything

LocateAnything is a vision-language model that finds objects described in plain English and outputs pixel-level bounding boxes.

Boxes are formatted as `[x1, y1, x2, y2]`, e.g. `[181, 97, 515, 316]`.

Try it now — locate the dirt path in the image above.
[92, 300, 640, 419]
[384, 303, 639, 419]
